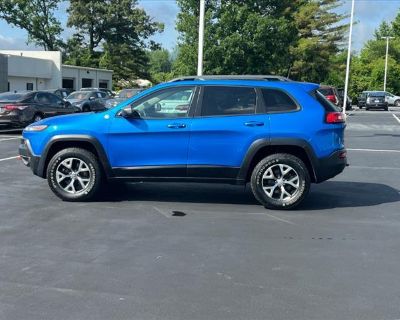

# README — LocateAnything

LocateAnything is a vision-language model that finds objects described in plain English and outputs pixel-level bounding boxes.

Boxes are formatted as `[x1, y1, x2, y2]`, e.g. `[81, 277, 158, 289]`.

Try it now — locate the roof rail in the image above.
[169, 75, 292, 82]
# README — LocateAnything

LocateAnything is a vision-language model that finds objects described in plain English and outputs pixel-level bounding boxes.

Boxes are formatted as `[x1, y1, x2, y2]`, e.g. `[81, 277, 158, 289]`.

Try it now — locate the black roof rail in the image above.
[169, 75, 292, 82]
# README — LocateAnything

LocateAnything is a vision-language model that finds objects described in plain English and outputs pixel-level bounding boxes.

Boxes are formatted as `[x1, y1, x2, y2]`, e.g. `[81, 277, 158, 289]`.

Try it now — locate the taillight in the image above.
[4, 105, 28, 111]
[326, 112, 345, 124]
[326, 95, 337, 104]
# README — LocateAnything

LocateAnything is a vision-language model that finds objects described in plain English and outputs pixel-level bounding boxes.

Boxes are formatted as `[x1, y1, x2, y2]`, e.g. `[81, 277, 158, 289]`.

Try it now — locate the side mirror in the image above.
[120, 107, 141, 119]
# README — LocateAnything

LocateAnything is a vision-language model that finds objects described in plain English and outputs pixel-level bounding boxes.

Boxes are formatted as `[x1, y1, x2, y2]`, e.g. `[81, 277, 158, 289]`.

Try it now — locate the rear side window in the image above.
[201, 86, 256, 116]
[318, 88, 334, 96]
[311, 90, 340, 112]
[261, 89, 298, 112]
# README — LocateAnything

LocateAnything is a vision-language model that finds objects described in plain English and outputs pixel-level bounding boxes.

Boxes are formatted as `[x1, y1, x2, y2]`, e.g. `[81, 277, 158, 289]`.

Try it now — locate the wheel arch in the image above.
[238, 138, 318, 183]
[37, 135, 113, 179]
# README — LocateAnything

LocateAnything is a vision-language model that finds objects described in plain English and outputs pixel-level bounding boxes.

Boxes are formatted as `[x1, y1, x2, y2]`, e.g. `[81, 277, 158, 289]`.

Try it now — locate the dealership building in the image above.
[0, 50, 113, 93]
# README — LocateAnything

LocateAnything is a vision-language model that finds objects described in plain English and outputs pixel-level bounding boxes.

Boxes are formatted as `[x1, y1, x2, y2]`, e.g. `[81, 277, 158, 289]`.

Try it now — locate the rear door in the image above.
[187, 85, 268, 179]
[107, 86, 198, 176]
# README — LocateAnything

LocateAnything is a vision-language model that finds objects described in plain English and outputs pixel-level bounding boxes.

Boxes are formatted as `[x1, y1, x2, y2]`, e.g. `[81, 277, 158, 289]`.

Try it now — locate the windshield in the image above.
[318, 88, 334, 96]
[67, 91, 91, 100]
[0, 92, 26, 101]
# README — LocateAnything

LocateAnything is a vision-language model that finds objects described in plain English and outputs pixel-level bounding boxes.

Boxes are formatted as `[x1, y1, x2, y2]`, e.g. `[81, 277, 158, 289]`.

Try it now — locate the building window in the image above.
[82, 78, 92, 88]
[99, 80, 108, 89]
[26, 83, 33, 91]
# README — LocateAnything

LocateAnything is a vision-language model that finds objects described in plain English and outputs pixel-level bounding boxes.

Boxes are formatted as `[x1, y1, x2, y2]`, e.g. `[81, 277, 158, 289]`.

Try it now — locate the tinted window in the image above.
[36, 92, 51, 104]
[48, 93, 63, 106]
[261, 89, 298, 112]
[131, 86, 195, 119]
[201, 86, 256, 116]
[67, 91, 91, 99]
[318, 88, 334, 96]
[98, 92, 107, 98]
[311, 90, 340, 112]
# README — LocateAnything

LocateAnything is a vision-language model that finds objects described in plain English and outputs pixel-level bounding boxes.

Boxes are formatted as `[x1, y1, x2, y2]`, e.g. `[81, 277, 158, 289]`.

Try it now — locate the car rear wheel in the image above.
[47, 148, 102, 201]
[250, 153, 310, 210]
[82, 105, 90, 112]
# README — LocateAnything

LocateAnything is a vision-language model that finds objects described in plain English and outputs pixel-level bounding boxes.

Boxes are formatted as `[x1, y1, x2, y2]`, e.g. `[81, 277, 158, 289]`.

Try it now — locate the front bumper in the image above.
[18, 138, 41, 176]
[314, 149, 348, 183]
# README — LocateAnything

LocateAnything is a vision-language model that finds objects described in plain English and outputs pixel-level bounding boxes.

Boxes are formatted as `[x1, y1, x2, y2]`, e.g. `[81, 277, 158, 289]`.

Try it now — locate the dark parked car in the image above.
[0, 91, 79, 128]
[43, 88, 73, 99]
[357, 91, 372, 109]
[80, 87, 114, 97]
[105, 88, 143, 108]
[337, 88, 352, 110]
[365, 92, 388, 111]
[66, 90, 108, 112]
[318, 85, 342, 109]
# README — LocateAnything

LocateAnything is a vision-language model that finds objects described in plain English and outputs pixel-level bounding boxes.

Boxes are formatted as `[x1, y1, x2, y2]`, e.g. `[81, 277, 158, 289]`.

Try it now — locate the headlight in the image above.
[25, 125, 48, 132]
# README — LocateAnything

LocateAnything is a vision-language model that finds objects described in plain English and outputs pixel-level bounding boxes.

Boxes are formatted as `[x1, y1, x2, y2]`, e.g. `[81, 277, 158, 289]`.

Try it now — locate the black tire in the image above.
[365, 107, 369, 111]
[82, 105, 90, 112]
[47, 148, 102, 201]
[394, 100, 400, 107]
[384, 107, 389, 111]
[33, 113, 43, 122]
[250, 153, 310, 210]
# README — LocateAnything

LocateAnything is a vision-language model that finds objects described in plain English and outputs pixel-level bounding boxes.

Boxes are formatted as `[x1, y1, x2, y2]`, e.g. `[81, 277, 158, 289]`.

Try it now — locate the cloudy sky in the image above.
[0, 0, 399, 52]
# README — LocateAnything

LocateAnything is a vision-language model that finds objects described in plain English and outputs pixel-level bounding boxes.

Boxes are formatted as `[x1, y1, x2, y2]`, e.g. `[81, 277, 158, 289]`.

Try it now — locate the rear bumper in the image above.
[0, 115, 25, 128]
[366, 103, 387, 109]
[314, 149, 347, 183]
[18, 139, 41, 176]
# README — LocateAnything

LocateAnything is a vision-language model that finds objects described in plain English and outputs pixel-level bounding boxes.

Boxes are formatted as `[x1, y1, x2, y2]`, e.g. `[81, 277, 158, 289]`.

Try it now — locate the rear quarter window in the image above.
[261, 89, 298, 112]
[310, 90, 340, 112]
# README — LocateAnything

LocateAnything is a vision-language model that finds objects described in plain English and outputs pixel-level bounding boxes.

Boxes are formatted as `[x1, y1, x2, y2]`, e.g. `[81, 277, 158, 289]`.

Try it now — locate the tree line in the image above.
[1, 0, 400, 97]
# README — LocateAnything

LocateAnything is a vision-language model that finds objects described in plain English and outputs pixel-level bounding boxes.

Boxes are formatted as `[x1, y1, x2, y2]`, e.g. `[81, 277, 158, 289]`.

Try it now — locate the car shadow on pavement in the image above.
[299, 181, 400, 210]
[99, 180, 399, 209]
[100, 182, 259, 205]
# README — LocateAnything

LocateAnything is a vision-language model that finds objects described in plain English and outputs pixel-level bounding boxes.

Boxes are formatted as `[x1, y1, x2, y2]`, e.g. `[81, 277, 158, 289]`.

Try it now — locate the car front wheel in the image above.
[250, 153, 310, 210]
[47, 148, 102, 201]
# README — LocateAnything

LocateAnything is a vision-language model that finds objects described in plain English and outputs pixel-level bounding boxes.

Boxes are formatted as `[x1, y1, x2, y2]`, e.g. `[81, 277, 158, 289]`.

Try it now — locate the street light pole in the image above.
[343, 0, 355, 114]
[383, 36, 395, 92]
[197, 0, 205, 76]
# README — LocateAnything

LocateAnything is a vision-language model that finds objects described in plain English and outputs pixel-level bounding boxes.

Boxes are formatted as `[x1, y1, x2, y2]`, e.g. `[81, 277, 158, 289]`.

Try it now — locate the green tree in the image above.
[148, 49, 174, 83]
[173, 0, 347, 82]
[173, 0, 299, 76]
[67, 0, 163, 82]
[288, 0, 348, 82]
[0, 0, 63, 50]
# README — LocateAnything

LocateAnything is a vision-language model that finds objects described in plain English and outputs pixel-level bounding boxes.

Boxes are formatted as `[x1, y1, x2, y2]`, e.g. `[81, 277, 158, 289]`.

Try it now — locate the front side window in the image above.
[36, 93, 50, 104]
[131, 86, 195, 119]
[201, 86, 256, 116]
[261, 89, 298, 112]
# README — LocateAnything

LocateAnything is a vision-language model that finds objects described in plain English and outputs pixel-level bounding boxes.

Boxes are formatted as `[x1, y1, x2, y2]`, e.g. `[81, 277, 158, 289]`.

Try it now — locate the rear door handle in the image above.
[244, 121, 264, 127]
[167, 123, 186, 129]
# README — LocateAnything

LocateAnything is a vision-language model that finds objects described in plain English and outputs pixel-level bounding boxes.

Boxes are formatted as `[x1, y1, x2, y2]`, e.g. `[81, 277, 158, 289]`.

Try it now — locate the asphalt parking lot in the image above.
[0, 108, 400, 320]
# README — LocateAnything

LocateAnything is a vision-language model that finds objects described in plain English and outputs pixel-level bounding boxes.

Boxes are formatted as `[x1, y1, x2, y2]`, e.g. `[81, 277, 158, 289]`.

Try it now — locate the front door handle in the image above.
[244, 121, 264, 127]
[167, 123, 186, 129]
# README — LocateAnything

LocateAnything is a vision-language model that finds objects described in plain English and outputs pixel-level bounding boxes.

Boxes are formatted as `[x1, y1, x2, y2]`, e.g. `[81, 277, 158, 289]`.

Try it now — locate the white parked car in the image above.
[384, 92, 400, 107]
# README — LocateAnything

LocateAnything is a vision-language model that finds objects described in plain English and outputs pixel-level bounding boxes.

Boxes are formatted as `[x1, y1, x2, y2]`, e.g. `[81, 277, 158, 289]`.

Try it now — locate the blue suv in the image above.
[19, 76, 347, 210]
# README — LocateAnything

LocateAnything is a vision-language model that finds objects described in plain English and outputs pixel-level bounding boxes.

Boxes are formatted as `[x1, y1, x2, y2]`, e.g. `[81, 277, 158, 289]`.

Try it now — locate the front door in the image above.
[107, 86, 197, 177]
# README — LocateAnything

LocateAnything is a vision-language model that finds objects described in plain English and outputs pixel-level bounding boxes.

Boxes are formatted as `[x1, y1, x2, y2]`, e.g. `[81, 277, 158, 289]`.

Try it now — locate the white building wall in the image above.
[0, 50, 62, 89]
[0, 51, 113, 92]
[62, 65, 113, 90]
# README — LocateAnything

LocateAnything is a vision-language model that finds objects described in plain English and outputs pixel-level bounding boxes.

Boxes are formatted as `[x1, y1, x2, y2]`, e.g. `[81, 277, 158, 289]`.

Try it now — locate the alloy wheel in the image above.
[55, 157, 92, 194]
[261, 164, 300, 202]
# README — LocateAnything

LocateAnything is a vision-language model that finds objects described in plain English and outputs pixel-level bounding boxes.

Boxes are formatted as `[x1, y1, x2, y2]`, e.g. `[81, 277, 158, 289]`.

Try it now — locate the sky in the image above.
[0, 0, 399, 52]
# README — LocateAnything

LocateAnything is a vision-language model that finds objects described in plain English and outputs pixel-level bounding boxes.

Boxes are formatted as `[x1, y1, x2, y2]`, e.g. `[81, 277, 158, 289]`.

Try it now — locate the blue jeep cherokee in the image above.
[19, 76, 347, 210]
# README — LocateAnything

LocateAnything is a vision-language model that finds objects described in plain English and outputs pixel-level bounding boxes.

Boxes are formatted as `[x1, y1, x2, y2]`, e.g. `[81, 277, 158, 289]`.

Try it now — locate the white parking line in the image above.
[0, 156, 19, 162]
[0, 137, 20, 142]
[393, 113, 400, 124]
[347, 148, 400, 153]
